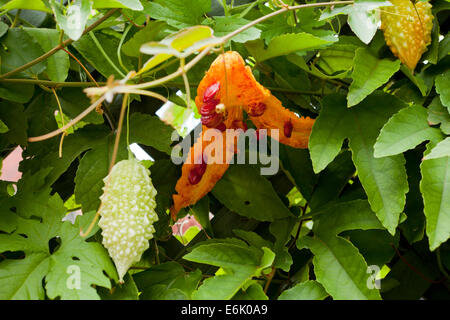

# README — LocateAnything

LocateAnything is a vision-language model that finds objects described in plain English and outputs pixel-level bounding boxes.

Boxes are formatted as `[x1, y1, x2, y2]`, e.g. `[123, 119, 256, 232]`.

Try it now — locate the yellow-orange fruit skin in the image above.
[170, 128, 235, 219]
[171, 51, 315, 219]
[380, 0, 433, 70]
[195, 51, 315, 148]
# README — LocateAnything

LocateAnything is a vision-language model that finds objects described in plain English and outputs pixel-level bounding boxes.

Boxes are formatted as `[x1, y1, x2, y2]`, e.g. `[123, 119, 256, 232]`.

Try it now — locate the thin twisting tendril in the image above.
[26, 2, 354, 144]
[51, 88, 67, 158]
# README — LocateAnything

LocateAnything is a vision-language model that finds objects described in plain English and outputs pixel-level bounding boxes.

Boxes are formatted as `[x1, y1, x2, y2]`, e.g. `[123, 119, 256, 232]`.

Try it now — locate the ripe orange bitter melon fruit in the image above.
[170, 51, 315, 219]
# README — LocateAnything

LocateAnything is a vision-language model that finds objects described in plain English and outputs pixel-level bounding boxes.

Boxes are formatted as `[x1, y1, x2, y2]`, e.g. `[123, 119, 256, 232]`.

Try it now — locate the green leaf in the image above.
[348, 48, 401, 107]
[54, 88, 104, 125]
[212, 165, 293, 222]
[381, 249, 439, 299]
[184, 242, 274, 300]
[185, 242, 262, 269]
[233, 229, 273, 249]
[0, 192, 116, 300]
[374, 105, 443, 158]
[98, 274, 139, 300]
[424, 137, 450, 160]
[72, 32, 136, 78]
[315, 36, 364, 76]
[319, 4, 353, 21]
[0, 21, 8, 38]
[435, 70, 450, 109]
[300, 236, 381, 299]
[213, 16, 261, 43]
[148, 159, 178, 239]
[140, 42, 182, 57]
[311, 200, 384, 237]
[341, 229, 398, 266]
[74, 136, 127, 213]
[347, 3, 384, 45]
[245, 33, 335, 63]
[308, 96, 349, 174]
[232, 283, 268, 300]
[400, 64, 431, 97]
[129, 112, 175, 155]
[427, 97, 450, 135]
[400, 150, 426, 243]
[421, 143, 450, 250]
[0, 119, 8, 134]
[122, 21, 167, 58]
[144, 0, 211, 29]
[320, 2, 390, 44]
[12, 168, 54, 219]
[278, 280, 328, 300]
[45, 236, 115, 299]
[287, 52, 348, 80]
[0, 83, 34, 104]
[423, 17, 440, 65]
[309, 150, 356, 209]
[401, 65, 429, 96]
[298, 200, 384, 300]
[138, 26, 216, 74]
[0, 0, 52, 12]
[279, 145, 317, 201]
[0, 101, 28, 147]
[0, 28, 46, 78]
[133, 262, 202, 300]
[0, 253, 50, 300]
[19, 125, 110, 194]
[93, 0, 143, 10]
[269, 217, 296, 272]
[309, 93, 409, 234]
[189, 196, 213, 237]
[49, 0, 92, 41]
[23, 28, 70, 83]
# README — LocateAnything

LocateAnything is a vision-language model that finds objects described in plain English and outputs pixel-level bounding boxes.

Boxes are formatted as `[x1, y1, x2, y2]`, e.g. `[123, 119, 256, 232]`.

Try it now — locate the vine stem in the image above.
[264, 268, 276, 294]
[80, 94, 129, 238]
[51, 88, 67, 158]
[89, 31, 127, 78]
[0, 8, 119, 79]
[27, 1, 353, 143]
[28, 96, 105, 142]
[0, 79, 324, 95]
[220, 1, 354, 43]
[10, 9, 21, 28]
[180, 58, 191, 109]
[110, 94, 129, 171]
[61, 48, 99, 86]
[0, 79, 107, 87]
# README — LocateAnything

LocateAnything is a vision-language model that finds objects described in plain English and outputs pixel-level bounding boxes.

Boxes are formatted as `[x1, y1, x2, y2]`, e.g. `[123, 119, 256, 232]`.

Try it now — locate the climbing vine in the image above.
[0, 0, 449, 301]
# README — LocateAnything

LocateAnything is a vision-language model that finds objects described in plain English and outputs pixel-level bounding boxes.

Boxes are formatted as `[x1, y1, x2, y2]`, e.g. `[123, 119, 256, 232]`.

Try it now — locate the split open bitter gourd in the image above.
[170, 51, 315, 219]
[380, 0, 433, 71]
[98, 158, 158, 283]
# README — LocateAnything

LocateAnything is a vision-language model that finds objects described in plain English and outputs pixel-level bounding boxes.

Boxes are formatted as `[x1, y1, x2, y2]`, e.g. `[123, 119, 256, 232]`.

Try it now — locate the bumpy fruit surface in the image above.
[98, 158, 158, 283]
[380, 0, 433, 70]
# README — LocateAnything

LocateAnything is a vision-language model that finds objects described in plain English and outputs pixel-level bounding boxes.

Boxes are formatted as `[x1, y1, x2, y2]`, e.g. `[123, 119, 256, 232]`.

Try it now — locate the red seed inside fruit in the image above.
[201, 112, 223, 128]
[188, 158, 207, 185]
[203, 82, 220, 102]
[216, 123, 226, 132]
[247, 102, 266, 117]
[284, 119, 293, 138]
[200, 99, 219, 116]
